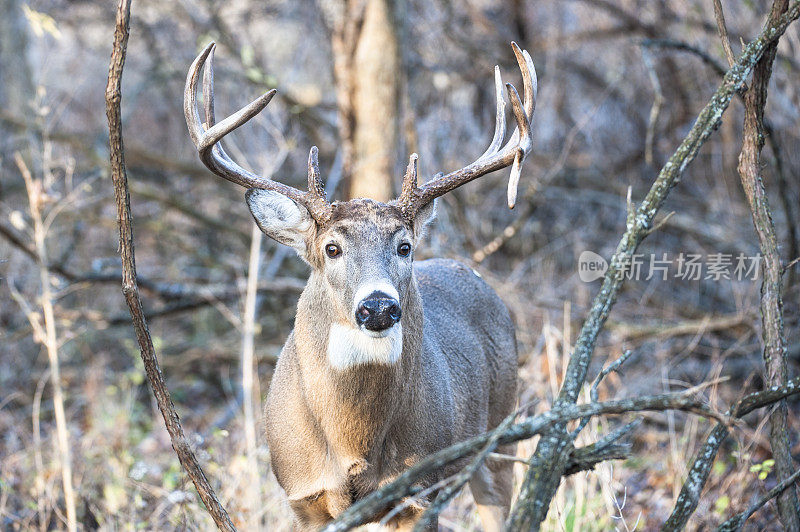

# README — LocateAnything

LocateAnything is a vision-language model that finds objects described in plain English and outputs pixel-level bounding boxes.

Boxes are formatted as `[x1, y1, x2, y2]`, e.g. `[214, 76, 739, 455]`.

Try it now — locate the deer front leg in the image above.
[469, 452, 514, 532]
[387, 506, 437, 532]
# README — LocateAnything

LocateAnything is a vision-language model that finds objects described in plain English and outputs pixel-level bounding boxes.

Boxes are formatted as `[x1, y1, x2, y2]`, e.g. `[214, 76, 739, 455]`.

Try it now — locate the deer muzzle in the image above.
[355, 292, 402, 332]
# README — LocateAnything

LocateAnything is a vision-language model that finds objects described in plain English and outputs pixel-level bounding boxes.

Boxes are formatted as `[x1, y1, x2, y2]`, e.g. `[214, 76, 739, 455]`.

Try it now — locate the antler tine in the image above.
[184, 43, 332, 224]
[201, 44, 239, 170]
[184, 43, 214, 147]
[504, 43, 536, 208]
[501, 43, 537, 151]
[202, 44, 216, 128]
[478, 66, 507, 160]
[512, 42, 537, 119]
[505, 81, 528, 208]
[397, 42, 537, 219]
[185, 42, 274, 188]
[305, 146, 332, 221]
[398, 153, 419, 207]
[307, 146, 326, 199]
[196, 90, 277, 161]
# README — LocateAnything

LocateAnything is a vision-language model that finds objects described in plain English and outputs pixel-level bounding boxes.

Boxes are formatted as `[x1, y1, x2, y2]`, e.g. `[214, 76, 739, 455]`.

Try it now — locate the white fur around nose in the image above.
[327, 323, 403, 369]
[352, 281, 399, 311]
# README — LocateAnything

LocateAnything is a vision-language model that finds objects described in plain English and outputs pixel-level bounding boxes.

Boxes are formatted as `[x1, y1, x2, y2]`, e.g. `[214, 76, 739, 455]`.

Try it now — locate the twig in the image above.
[0, 215, 307, 307]
[641, 39, 727, 77]
[608, 313, 751, 341]
[562, 420, 638, 476]
[642, 48, 664, 167]
[662, 375, 800, 530]
[31, 369, 49, 528]
[241, 222, 262, 529]
[488, 452, 529, 465]
[765, 122, 800, 286]
[105, 0, 236, 530]
[572, 350, 633, 438]
[488, 423, 635, 475]
[712, 0, 738, 68]
[508, 4, 800, 529]
[495, 420, 640, 475]
[13, 153, 77, 532]
[378, 473, 456, 527]
[95, 279, 303, 326]
[717, 467, 800, 532]
[783, 256, 800, 275]
[645, 211, 675, 237]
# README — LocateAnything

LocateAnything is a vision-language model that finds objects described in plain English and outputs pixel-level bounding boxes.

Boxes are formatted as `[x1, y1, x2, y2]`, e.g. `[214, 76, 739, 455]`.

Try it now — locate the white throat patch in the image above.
[327, 323, 403, 369]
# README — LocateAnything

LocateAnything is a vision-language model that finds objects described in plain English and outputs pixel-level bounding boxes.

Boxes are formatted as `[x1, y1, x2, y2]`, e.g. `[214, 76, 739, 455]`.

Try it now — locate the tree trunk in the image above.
[736, 1, 800, 528]
[327, 0, 401, 202]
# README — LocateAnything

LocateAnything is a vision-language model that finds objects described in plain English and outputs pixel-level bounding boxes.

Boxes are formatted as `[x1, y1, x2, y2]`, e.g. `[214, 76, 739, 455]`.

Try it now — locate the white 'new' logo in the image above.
[578, 251, 608, 282]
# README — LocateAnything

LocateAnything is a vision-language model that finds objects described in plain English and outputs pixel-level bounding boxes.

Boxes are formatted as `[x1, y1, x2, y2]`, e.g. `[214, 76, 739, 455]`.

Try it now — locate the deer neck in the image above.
[294, 272, 423, 377]
[291, 273, 424, 455]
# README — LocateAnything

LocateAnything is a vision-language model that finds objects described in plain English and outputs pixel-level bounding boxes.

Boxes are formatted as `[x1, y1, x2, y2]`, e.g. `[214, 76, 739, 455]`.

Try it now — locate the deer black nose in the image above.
[355, 293, 401, 331]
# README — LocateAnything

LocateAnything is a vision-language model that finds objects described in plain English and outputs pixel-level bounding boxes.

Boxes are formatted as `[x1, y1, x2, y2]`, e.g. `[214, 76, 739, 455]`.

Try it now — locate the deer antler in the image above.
[184, 42, 332, 224]
[396, 42, 536, 220]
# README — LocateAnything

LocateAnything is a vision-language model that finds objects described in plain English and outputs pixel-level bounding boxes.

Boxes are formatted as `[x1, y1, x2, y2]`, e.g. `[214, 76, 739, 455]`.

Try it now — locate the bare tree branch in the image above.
[412, 412, 518, 531]
[735, 1, 799, 527]
[712, 0, 738, 68]
[12, 154, 77, 532]
[717, 468, 800, 532]
[323, 376, 800, 531]
[662, 377, 800, 530]
[105, 0, 236, 529]
[640, 39, 728, 77]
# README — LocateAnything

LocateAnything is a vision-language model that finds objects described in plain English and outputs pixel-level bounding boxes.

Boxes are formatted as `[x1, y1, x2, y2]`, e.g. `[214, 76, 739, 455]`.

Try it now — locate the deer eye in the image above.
[397, 243, 412, 257]
[325, 243, 342, 258]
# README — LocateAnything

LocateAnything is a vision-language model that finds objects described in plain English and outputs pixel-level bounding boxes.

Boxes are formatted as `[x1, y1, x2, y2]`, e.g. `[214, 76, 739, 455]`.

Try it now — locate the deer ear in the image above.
[246, 189, 313, 254]
[413, 199, 437, 241]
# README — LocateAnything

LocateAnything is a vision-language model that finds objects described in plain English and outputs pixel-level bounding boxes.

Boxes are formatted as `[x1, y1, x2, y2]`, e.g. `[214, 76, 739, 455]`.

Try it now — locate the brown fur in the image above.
[256, 199, 517, 530]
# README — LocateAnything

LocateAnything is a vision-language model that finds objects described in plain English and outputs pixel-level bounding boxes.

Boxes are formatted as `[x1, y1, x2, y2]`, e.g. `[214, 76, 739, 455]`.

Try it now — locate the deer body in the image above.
[263, 202, 517, 529]
[184, 41, 537, 531]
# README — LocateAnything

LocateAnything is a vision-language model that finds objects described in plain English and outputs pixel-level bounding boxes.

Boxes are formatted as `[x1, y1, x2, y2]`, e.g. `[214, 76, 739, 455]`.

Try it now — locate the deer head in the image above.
[184, 42, 535, 361]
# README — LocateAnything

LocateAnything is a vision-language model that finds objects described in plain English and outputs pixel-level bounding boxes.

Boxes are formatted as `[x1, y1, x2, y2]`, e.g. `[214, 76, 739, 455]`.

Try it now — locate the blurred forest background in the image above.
[1, 0, 799, 530]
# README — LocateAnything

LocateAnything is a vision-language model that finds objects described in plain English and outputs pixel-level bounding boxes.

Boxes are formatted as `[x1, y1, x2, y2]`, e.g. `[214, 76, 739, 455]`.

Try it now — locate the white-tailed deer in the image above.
[185, 41, 536, 531]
